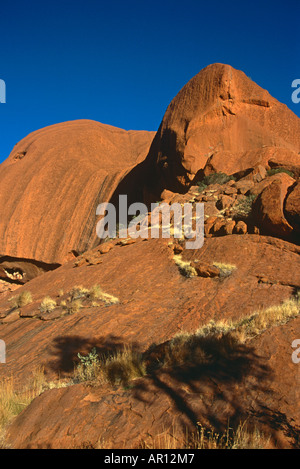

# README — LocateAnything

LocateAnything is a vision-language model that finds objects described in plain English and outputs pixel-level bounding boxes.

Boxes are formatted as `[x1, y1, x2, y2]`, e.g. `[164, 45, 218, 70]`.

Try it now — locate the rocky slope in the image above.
[0, 64, 300, 449]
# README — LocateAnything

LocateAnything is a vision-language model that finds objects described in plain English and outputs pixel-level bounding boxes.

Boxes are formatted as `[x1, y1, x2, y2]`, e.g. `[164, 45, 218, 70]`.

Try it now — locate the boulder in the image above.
[190, 261, 220, 278]
[234, 220, 248, 234]
[216, 194, 235, 210]
[253, 173, 294, 238]
[284, 182, 300, 231]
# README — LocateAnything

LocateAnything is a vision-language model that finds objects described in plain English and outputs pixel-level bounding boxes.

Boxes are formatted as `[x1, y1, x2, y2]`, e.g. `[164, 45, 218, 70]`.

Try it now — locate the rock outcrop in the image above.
[143, 63, 300, 196]
[0, 120, 155, 280]
[1, 64, 300, 450]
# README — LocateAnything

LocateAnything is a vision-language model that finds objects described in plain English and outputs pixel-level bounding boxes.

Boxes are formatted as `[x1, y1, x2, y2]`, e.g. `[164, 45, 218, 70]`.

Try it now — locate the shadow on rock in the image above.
[133, 339, 275, 439]
[47, 334, 141, 375]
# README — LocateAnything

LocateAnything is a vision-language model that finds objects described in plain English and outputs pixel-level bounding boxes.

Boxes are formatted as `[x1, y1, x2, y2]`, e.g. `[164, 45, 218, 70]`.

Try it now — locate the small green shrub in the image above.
[78, 347, 99, 366]
[266, 167, 294, 178]
[197, 173, 236, 193]
[75, 346, 145, 387]
[76, 347, 100, 381]
[232, 194, 256, 218]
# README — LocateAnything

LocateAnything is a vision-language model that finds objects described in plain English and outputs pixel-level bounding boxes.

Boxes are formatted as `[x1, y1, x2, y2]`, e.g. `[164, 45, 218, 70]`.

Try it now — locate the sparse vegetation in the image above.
[161, 320, 239, 368]
[64, 298, 83, 315]
[173, 255, 197, 278]
[266, 167, 294, 178]
[140, 421, 269, 449]
[232, 194, 256, 218]
[0, 367, 68, 447]
[160, 293, 300, 369]
[235, 292, 300, 340]
[69, 285, 90, 301]
[76, 347, 100, 381]
[213, 262, 237, 278]
[68, 284, 119, 306]
[72, 292, 300, 389]
[101, 347, 146, 387]
[74, 346, 146, 387]
[89, 284, 119, 305]
[2, 293, 298, 448]
[39, 296, 57, 314]
[8, 290, 32, 309]
[197, 172, 236, 193]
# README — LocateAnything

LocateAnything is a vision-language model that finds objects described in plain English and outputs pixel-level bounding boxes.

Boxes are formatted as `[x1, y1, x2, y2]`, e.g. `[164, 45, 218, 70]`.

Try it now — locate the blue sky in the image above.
[0, 0, 299, 162]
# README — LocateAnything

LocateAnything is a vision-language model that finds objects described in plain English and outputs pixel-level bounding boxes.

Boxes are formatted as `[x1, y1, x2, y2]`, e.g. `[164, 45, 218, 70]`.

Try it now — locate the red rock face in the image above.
[1, 235, 300, 449]
[1, 64, 300, 449]
[144, 63, 300, 195]
[0, 120, 155, 268]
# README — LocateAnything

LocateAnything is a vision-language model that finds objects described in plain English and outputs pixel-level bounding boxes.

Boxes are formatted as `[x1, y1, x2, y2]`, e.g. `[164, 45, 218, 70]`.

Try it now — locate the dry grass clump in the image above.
[69, 285, 90, 300]
[162, 293, 300, 368]
[0, 367, 70, 447]
[8, 290, 32, 309]
[212, 262, 236, 278]
[140, 421, 269, 449]
[235, 294, 300, 340]
[193, 421, 268, 449]
[173, 255, 197, 278]
[0, 368, 47, 438]
[74, 346, 145, 387]
[39, 296, 57, 314]
[89, 284, 119, 305]
[64, 298, 83, 315]
[101, 347, 146, 387]
[59, 284, 119, 315]
[163, 320, 238, 368]
[68, 284, 119, 306]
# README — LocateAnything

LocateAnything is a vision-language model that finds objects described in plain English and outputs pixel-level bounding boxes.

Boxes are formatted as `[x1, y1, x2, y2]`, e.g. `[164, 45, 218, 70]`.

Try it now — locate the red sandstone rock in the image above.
[234, 220, 248, 234]
[223, 219, 236, 235]
[216, 194, 235, 210]
[190, 261, 220, 278]
[0, 120, 155, 272]
[1, 64, 300, 450]
[1, 234, 300, 449]
[253, 173, 295, 238]
[212, 218, 227, 235]
[144, 63, 300, 195]
[285, 182, 300, 231]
